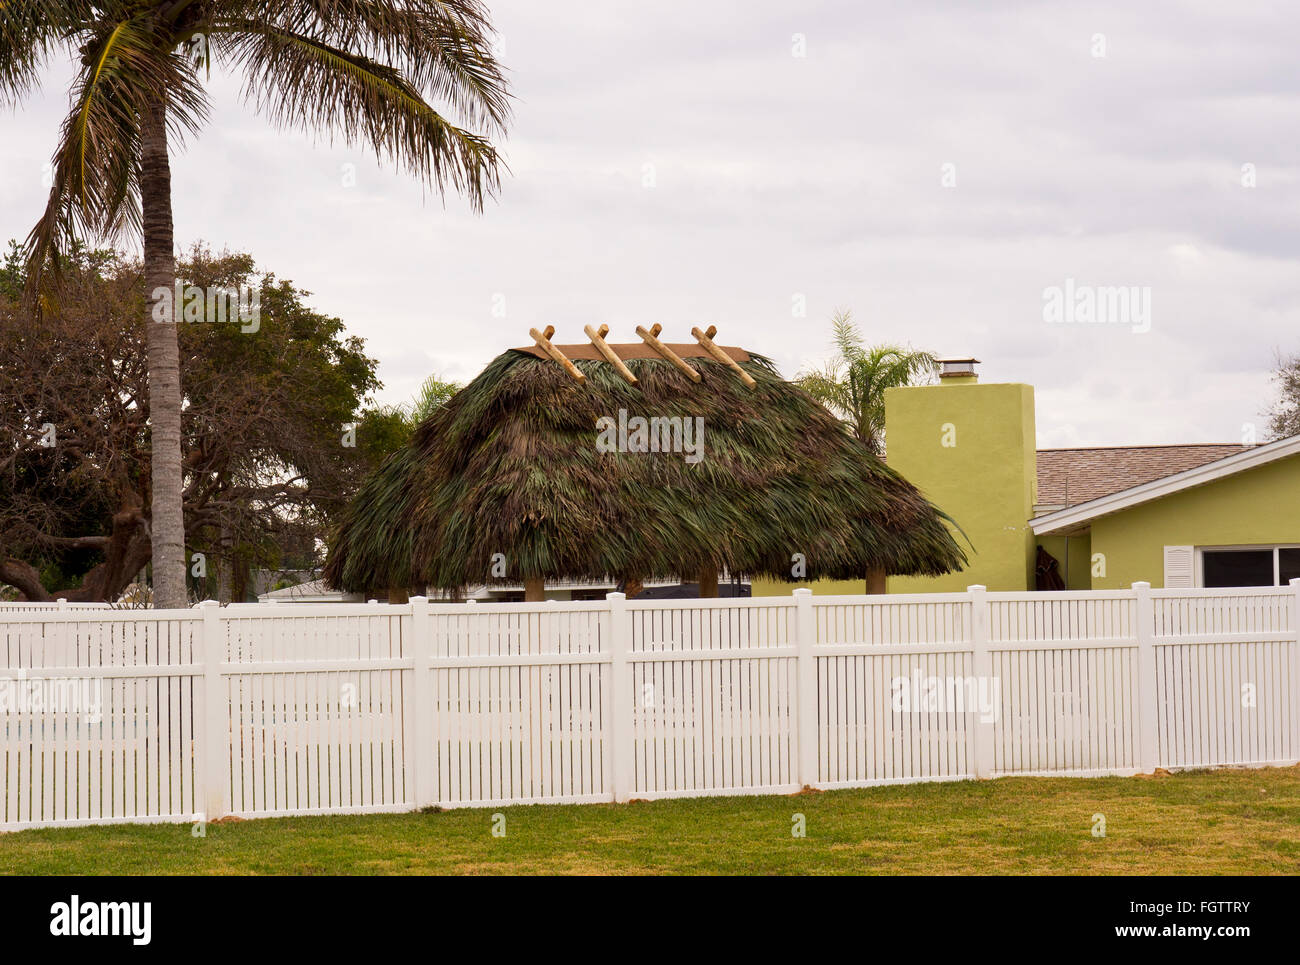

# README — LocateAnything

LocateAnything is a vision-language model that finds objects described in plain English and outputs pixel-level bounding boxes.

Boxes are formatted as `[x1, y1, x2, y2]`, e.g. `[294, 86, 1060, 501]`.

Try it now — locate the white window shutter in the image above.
[1163, 545, 1195, 588]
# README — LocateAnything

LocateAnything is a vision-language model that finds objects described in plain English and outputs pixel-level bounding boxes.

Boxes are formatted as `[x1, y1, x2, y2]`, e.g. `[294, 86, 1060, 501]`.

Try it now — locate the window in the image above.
[1282, 548, 1300, 585]
[1200, 545, 1300, 588]
[1202, 550, 1273, 587]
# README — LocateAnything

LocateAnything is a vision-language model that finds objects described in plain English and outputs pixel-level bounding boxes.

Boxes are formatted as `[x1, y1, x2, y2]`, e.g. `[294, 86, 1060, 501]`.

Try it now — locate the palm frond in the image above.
[15, 0, 510, 285]
[795, 365, 851, 422]
[412, 372, 461, 423]
[0, 0, 94, 100]
[232, 0, 511, 134]
[830, 308, 865, 364]
[22, 13, 209, 294]
[214, 18, 503, 208]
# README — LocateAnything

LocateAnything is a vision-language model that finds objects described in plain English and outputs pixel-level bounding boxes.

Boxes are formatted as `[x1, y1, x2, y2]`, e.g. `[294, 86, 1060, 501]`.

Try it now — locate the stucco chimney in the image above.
[883, 373, 1037, 591]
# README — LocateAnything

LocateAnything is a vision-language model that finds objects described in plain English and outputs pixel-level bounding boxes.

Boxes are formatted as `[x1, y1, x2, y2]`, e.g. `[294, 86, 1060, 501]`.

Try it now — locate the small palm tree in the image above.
[409, 373, 461, 425]
[2, 1, 509, 607]
[797, 310, 937, 455]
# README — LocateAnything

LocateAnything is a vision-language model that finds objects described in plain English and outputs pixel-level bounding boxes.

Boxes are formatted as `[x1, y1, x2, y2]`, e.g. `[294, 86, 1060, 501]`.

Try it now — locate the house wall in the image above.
[1088, 453, 1300, 588]
[1036, 533, 1093, 590]
[884, 381, 1038, 592]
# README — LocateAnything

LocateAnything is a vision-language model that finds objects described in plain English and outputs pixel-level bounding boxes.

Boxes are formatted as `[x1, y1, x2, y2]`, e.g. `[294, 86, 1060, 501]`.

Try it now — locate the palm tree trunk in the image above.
[140, 95, 187, 609]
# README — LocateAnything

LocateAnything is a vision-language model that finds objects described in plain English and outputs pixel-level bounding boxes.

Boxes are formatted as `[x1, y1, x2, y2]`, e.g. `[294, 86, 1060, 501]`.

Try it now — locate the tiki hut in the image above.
[324, 325, 966, 600]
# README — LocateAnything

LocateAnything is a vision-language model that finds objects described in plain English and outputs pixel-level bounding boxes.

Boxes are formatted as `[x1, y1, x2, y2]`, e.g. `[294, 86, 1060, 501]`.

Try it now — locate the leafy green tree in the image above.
[0, 244, 384, 602]
[797, 310, 938, 455]
[2, 0, 510, 606]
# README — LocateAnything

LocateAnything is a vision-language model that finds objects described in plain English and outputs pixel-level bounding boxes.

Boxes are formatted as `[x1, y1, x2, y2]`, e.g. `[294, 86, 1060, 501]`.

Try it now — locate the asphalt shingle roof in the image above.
[1036, 444, 1254, 506]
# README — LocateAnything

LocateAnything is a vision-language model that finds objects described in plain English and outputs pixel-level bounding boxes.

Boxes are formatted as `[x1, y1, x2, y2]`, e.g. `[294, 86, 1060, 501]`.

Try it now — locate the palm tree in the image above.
[2, 1, 509, 607]
[797, 310, 938, 455]
[409, 372, 461, 425]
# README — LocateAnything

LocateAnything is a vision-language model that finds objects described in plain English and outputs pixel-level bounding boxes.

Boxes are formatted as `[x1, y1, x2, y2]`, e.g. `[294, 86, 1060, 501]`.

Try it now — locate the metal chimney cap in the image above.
[937, 358, 980, 378]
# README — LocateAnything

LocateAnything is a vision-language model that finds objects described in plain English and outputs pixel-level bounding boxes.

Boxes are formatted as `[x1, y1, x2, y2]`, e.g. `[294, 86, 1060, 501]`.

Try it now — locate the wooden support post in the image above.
[698, 567, 719, 599]
[864, 567, 887, 595]
[635, 325, 701, 382]
[524, 577, 545, 602]
[691, 326, 757, 388]
[585, 324, 638, 385]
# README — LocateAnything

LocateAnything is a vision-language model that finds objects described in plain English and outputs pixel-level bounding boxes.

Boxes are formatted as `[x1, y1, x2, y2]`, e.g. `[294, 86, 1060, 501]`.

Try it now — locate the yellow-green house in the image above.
[754, 360, 1300, 595]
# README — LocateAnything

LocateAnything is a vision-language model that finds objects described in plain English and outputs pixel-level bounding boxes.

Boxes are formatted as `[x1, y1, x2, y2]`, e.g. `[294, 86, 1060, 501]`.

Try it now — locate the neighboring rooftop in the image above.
[1035, 444, 1253, 507]
[1032, 435, 1300, 536]
[258, 578, 360, 603]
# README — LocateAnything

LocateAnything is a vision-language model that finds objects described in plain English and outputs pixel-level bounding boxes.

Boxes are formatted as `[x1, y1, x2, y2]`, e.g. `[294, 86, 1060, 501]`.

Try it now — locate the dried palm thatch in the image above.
[324, 341, 966, 593]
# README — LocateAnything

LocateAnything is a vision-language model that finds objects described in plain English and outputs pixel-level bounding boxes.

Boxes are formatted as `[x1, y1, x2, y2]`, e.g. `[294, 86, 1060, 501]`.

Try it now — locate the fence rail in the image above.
[2, 581, 1297, 830]
[0, 600, 112, 612]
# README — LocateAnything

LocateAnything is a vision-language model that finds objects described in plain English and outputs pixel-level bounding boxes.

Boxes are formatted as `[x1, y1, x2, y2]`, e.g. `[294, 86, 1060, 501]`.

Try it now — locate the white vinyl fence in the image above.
[1, 582, 1297, 830]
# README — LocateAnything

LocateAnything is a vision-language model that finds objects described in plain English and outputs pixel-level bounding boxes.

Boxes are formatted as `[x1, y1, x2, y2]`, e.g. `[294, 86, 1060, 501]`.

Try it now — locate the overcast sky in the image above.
[3, 0, 1297, 447]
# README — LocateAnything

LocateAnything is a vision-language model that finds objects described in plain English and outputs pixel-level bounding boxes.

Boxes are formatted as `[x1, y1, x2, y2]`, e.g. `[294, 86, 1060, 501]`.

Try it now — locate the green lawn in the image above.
[3, 767, 1297, 875]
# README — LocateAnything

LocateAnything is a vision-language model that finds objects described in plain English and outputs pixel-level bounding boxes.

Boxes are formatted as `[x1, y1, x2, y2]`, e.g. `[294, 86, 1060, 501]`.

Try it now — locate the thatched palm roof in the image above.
[324, 342, 966, 592]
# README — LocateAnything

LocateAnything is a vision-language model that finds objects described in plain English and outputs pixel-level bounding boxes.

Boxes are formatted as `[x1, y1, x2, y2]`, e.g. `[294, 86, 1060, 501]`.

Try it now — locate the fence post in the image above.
[199, 600, 226, 822]
[607, 592, 632, 803]
[794, 588, 818, 789]
[409, 596, 433, 809]
[967, 585, 994, 779]
[1133, 581, 1160, 773]
[1291, 579, 1300, 762]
